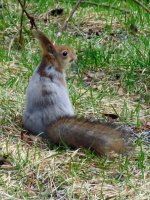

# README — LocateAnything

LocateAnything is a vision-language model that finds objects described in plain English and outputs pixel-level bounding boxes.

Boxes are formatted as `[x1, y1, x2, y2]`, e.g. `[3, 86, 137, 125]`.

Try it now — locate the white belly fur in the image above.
[23, 71, 74, 135]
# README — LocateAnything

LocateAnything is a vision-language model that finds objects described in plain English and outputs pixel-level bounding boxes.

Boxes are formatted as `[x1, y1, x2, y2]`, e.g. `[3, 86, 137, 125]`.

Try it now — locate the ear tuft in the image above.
[33, 30, 56, 55]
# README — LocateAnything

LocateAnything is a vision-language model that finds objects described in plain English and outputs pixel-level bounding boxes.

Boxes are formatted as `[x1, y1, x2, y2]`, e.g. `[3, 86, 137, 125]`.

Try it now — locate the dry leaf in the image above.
[103, 113, 119, 120]
[83, 70, 105, 84]
[0, 156, 12, 168]
[20, 131, 47, 149]
[49, 8, 64, 16]
[118, 87, 124, 96]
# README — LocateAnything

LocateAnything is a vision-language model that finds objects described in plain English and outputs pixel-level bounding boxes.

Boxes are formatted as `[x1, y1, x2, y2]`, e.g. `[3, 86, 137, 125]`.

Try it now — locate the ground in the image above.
[0, 0, 150, 199]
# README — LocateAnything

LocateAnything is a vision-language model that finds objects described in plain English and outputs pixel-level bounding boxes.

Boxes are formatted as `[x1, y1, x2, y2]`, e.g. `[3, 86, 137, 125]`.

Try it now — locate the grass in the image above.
[0, 0, 150, 199]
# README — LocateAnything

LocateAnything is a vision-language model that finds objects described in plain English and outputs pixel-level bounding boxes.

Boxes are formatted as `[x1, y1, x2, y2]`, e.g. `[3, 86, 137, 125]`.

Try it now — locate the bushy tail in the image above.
[47, 116, 131, 155]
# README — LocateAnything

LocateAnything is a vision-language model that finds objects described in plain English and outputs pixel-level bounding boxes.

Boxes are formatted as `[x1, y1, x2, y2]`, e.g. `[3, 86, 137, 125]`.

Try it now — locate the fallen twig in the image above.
[18, 0, 25, 49]
[80, 1, 130, 14]
[61, 0, 82, 32]
[8, 34, 17, 56]
[17, 0, 38, 29]
[131, 0, 150, 14]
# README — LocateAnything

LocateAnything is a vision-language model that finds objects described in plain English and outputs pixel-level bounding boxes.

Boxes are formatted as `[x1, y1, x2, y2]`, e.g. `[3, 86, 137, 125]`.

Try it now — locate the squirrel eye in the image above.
[62, 51, 68, 57]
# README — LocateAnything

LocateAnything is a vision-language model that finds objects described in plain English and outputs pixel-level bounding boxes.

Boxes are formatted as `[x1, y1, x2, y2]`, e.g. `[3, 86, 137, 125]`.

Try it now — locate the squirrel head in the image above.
[33, 30, 77, 73]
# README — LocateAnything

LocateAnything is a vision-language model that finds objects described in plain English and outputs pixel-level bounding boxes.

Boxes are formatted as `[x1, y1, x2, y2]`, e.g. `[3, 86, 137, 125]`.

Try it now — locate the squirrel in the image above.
[23, 30, 131, 155]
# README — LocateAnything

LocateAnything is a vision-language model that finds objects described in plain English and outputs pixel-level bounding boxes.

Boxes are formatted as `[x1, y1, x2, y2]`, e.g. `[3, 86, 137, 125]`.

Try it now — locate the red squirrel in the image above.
[23, 30, 131, 155]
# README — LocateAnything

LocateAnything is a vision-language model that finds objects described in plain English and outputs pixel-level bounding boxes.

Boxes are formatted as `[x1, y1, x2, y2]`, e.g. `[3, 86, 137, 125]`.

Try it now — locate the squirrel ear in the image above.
[33, 30, 56, 55]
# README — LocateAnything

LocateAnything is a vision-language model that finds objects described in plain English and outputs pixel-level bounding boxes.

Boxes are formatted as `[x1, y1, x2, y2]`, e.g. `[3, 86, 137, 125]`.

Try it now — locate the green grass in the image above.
[0, 0, 150, 199]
